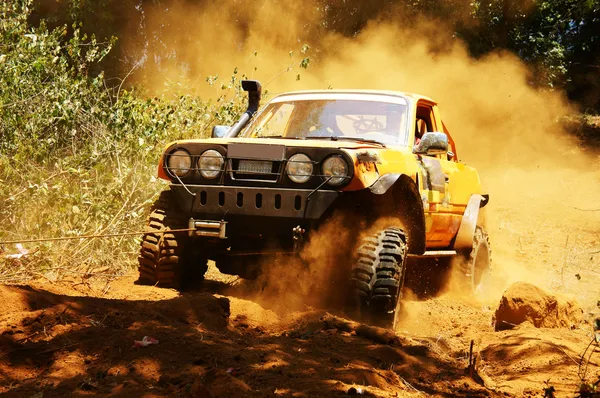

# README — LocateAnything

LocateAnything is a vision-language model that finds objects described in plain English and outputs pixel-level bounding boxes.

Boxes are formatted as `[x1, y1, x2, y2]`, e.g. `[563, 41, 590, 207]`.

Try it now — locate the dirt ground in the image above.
[1, 162, 600, 397]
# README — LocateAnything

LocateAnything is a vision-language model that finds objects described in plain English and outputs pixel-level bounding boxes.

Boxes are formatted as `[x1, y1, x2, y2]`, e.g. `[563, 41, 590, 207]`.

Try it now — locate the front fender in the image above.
[369, 173, 426, 254]
[369, 173, 401, 195]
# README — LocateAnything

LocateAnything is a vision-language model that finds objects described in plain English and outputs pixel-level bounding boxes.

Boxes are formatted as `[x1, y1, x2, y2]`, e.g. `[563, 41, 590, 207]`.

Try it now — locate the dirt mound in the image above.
[0, 285, 61, 316]
[494, 282, 582, 331]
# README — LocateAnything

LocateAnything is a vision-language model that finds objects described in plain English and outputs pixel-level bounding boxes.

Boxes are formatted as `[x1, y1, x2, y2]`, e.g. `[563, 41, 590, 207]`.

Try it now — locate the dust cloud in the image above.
[129, 1, 600, 306]
[227, 215, 356, 314]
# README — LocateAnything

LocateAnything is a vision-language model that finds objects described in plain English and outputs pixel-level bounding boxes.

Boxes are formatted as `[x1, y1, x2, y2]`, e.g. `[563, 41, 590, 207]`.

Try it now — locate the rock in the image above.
[347, 386, 365, 395]
[494, 282, 582, 331]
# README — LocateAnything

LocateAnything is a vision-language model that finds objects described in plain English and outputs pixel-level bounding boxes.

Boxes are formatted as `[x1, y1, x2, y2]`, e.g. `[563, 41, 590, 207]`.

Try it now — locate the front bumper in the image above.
[170, 184, 340, 220]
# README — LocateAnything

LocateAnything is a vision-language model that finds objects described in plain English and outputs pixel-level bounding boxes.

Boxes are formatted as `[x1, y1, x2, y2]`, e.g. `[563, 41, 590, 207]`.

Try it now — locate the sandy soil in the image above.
[0, 265, 597, 398]
[1, 162, 599, 397]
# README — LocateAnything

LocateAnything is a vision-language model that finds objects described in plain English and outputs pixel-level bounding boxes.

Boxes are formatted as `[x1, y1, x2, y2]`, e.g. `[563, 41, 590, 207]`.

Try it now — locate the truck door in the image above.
[415, 101, 471, 248]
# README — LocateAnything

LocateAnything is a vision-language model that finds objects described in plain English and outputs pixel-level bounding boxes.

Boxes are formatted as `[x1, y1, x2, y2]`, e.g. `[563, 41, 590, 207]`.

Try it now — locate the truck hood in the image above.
[169, 137, 397, 150]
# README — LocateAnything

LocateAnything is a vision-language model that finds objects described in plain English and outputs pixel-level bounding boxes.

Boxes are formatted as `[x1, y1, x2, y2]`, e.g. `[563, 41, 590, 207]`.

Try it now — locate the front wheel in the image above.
[137, 190, 208, 290]
[350, 227, 408, 329]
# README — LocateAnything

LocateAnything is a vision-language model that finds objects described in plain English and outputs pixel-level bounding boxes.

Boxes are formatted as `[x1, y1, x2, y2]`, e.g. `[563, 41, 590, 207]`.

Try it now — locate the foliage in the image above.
[0, 0, 254, 280]
[460, 0, 600, 91]
[319, 0, 599, 97]
[0, 0, 113, 160]
[27, 0, 600, 110]
[0, 1, 251, 161]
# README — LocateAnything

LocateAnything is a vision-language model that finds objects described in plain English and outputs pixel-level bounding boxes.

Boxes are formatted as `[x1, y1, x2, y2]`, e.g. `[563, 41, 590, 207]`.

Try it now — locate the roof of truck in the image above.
[267, 90, 436, 104]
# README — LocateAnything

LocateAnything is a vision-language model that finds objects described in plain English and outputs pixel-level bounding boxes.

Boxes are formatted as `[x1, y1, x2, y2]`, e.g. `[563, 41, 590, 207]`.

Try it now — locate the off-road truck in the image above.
[138, 80, 491, 327]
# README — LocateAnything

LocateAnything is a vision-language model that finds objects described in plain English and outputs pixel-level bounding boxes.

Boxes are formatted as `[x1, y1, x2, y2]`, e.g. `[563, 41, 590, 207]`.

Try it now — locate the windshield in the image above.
[239, 95, 410, 145]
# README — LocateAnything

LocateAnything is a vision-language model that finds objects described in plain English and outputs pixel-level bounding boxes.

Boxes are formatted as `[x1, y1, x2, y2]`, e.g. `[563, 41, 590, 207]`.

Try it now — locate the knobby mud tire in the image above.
[350, 227, 408, 329]
[137, 190, 207, 290]
[458, 226, 491, 293]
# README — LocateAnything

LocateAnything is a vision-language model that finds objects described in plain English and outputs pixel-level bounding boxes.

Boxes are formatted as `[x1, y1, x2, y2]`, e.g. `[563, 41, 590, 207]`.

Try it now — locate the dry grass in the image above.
[0, 153, 168, 284]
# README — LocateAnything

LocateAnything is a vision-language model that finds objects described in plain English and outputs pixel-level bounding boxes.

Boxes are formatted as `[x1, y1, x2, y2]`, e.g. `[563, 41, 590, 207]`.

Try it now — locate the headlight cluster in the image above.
[166, 149, 224, 179]
[286, 154, 313, 183]
[286, 153, 350, 186]
[321, 156, 348, 186]
[166, 147, 350, 186]
[166, 149, 192, 177]
[198, 149, 224, 179]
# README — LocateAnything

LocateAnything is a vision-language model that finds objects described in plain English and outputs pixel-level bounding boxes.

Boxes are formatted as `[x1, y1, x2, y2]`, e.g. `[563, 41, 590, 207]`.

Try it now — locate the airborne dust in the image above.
[128, 0, 600, 312]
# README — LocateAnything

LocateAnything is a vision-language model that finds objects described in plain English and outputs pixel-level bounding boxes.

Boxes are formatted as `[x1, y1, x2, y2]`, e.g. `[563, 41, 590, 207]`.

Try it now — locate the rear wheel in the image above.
[137, 190, 208, 290]
[350, 227, 408, 329]
[457, 226, 491, 293]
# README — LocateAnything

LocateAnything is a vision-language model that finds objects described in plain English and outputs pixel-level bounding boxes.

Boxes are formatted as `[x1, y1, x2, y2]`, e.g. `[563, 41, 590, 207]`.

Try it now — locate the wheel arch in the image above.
[369, 173, 426, 255]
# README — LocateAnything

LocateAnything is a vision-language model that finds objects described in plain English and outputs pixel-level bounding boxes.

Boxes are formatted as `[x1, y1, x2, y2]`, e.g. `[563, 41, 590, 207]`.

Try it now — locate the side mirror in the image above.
[212, 125, 230, 139]
[413, 132, 449, 155]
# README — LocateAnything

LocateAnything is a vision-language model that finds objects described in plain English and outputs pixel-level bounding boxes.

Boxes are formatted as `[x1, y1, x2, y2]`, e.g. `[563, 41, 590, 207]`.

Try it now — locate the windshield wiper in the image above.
[258, 135, 302, 139]
[305, 136, 386, 147]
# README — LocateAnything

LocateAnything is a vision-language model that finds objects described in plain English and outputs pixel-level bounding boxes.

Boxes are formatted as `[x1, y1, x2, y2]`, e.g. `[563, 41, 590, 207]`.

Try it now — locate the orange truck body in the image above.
[157, 90, 484, 250]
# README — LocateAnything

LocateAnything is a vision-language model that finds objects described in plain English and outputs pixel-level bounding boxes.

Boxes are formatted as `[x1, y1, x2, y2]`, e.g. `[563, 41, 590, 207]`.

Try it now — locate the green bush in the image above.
[0, 0, 248, 281]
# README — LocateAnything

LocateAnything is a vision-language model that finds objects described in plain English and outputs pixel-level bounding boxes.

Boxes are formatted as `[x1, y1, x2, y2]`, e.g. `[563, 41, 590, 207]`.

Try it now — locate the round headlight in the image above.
[322, 156, 349, 186]
[167, 149, 192, 177]
[286, 153, 313, 184]
[198, 149, 224, 179]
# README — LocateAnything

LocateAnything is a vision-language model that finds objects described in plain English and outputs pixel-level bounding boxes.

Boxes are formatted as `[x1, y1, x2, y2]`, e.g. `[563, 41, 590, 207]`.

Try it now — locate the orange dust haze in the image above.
[127, 0, 600, 306]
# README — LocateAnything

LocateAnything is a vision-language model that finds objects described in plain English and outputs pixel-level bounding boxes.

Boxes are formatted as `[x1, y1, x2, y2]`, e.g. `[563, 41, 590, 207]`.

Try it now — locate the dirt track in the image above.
[1, 163, 600, 397]
[0, 266, 596, 398]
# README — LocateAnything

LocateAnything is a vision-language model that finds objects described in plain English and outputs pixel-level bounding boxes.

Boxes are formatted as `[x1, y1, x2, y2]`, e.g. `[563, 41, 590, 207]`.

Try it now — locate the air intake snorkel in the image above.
[225, 80, 262, 138]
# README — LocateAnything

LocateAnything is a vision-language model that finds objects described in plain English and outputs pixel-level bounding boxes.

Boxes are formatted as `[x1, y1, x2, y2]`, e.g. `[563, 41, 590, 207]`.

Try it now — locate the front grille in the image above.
[195, 188, 304, 212]
[181, 185, 340, 219]
[228, 159, 283, 182]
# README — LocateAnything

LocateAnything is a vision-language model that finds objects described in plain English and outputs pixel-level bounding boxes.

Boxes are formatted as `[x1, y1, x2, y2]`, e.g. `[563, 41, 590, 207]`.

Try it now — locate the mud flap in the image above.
[454, 194, 489, 250]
